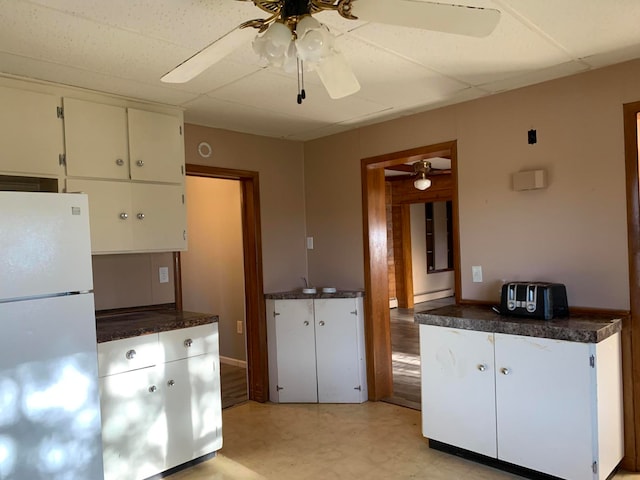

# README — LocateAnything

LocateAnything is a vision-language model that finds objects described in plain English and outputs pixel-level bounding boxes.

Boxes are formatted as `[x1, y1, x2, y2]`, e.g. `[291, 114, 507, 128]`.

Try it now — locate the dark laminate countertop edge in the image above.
[415, 305, 622, 344]
[96, 308, 219, 343]
[265, 290, 364, 300]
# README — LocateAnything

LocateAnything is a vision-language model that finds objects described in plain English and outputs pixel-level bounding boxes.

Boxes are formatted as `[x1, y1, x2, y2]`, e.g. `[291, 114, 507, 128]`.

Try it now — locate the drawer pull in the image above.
[167, 380, 175, 387]
[184, 339, 193, 348]
[125, 349, 136, 360]
[119, 212, 129, 220]
[148, 385, 157, 393]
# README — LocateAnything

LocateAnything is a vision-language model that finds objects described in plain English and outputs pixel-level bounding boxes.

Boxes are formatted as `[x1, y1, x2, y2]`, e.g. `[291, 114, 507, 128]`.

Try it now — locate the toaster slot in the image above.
[525, 284, 537, 313]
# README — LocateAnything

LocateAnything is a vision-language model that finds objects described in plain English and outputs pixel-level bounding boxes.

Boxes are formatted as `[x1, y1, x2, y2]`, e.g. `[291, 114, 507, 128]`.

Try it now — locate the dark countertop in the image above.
[265, 289, 364, 300]
[96, 307, 218, 343]
[414, 304, 622, 343]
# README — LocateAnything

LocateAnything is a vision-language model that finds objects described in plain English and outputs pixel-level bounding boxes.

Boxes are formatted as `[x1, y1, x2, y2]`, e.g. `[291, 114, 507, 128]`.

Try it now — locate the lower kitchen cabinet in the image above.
[420, 324, 623, 480]
[98, 323, 222, 480]
[266, 296, 367, 403]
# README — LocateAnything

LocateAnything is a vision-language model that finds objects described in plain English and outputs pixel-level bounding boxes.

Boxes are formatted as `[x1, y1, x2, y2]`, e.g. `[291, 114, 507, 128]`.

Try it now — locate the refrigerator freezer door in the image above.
[0, 293, 103, 479]
[0, 192, 93, 300]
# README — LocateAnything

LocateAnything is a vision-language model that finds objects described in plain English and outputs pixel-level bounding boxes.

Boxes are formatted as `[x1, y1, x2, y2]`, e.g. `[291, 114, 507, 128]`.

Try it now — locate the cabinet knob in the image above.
[119, 212, 129, 220]
[137, 212, 145, 220]
[125, 349, 136, 360]
[167, 380, 175, 387]
[136, 160, 144, 167]
[318, 320, 325, 326]
[184, 339, 193, 348]
[303, 321, 309, 326]
[477, 364, 487, 372]
[148, 385, 157, 393]
[501, 367, 511, 375]
[115, 158, 124, 166]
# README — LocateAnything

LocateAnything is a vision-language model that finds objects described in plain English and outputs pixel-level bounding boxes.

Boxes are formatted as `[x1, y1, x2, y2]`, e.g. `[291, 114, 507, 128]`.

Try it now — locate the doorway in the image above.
[361, 141, 461, 400]
[622, 101, 640, 469]
[179, 164, 268, 403]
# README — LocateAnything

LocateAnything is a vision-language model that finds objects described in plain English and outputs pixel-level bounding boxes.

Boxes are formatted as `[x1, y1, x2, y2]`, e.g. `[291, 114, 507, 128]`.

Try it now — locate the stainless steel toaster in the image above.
[499, 282, 569, 320]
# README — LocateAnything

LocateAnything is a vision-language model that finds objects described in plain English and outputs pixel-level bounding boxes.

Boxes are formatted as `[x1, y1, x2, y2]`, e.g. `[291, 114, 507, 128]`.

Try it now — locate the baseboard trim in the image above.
[220, 356, 247, 368]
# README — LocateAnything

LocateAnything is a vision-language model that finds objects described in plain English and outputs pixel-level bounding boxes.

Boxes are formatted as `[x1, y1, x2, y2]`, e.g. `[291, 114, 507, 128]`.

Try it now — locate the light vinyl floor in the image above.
[168, 401, 640, 480]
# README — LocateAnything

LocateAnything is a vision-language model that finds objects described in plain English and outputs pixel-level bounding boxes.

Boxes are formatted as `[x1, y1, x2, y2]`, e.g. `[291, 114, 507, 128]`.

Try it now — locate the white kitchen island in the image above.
[416, 305, 623, 480]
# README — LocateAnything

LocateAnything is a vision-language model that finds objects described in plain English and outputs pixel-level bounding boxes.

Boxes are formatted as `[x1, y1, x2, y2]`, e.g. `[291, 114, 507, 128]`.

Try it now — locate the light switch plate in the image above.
[472, 266, 483, 283]
[159, 266, 169, 284]
[306, 236, 314, 250]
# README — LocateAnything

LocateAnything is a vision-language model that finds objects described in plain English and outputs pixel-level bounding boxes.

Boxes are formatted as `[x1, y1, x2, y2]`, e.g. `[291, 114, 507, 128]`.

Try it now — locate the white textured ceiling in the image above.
[2, 0, 640, 141]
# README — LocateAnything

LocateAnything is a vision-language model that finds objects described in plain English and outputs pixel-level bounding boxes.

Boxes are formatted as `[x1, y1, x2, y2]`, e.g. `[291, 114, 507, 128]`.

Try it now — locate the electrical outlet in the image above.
[236, 321, 243, 335]
[472, 266, 483, 283]
[158, 267, 169, 284]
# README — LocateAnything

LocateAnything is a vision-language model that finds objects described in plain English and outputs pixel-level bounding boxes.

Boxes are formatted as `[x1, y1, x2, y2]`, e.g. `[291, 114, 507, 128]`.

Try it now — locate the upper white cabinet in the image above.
[67, 178, 187, 253]
[127, 108, 184, 184]
[63, 98, 184, 184]
[63, 97, 129, 179]
[420, 324, 623, 480]
[0, 85, 63, 177]
[266, 296, 368, 404]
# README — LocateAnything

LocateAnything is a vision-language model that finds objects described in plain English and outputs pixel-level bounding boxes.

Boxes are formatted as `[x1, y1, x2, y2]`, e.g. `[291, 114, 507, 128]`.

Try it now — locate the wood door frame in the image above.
[361, 140, 460, 400]
[623, 100, 640, 470]
[177, 164, 268, 403]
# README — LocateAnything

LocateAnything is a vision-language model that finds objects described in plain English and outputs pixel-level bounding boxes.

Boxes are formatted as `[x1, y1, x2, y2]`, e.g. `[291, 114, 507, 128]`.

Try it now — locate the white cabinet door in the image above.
[494, 333, 594, 480]
[128, 108, 184, 184]
[314, 298, 363, 402]
[163, 353, 222, 470]
[420, 324, 497, 457]
[272, 299, 318, 402]
[131, 182, 186, 251]
[63, 97, 129, 179]
[0, 85, 62, 176]
[100, 366, 166, 480]
[67, 179, 186, 253]
[67, 178, 134, 253]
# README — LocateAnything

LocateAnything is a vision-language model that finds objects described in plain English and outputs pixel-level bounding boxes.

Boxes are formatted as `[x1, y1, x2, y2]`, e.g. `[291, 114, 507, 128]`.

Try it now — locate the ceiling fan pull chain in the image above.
[297, 57, 303, 104]
[301, 60, 306, 100]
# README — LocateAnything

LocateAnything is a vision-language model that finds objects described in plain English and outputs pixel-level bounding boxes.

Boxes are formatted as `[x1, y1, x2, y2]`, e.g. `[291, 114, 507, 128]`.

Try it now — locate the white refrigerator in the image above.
[0, 191, 104, 479]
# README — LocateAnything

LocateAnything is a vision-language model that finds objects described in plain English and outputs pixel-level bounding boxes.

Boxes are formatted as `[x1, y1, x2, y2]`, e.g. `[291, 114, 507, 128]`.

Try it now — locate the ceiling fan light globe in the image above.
[296, 30, 328, 63]
[414, 177, 432, 190]
[263, 22, 292, 48]
[295, 15, 322, 38]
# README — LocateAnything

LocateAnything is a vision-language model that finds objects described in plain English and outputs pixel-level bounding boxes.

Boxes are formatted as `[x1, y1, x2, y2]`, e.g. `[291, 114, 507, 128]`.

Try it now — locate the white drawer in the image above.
[98, 334, 159, 377]
[159, 324, 218, 362]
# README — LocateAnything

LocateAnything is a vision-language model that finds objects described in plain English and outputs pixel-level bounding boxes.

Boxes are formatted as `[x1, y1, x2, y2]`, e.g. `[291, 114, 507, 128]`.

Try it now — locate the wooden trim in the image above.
[184, 164, 268, 403]
[623, 100, 640, 470]
[173, 252, 183, 311]
[361, 140, 460, 400]
[392, 205, 414, 308]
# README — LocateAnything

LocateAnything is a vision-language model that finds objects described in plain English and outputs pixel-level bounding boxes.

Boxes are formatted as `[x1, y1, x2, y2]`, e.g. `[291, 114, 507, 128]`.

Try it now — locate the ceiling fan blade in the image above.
[351, 0, 500, 37]
[315, 52, 361, 99]
[161, 26, 256, 83]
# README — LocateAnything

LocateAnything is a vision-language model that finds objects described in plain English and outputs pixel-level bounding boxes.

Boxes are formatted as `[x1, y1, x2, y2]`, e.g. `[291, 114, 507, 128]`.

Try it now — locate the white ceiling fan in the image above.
[161, 0, 500, 102]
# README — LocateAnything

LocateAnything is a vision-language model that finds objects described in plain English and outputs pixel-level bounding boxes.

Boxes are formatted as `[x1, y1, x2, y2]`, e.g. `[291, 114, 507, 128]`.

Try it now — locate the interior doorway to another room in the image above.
[361, 141, 460, 401]
[178, 165, 268, 405]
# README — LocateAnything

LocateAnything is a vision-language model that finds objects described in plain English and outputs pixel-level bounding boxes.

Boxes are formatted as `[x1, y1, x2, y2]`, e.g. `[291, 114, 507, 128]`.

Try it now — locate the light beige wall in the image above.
[410, 203, 454, 297]
[184, 124, 307, 293]
[92, 253, 175, 310]
[181, 176, 246, 362]
[305, 59, 640, 310]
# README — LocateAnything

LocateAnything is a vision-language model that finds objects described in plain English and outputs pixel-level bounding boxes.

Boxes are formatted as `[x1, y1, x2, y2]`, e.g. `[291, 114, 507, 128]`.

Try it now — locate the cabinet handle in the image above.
[318, 320, 325, 326]
[167, 380, 175, 387]
[148, 385, 157, 393]
[276, 385, 283, 391]
[477, 364, 487, 372]
[501, 367, 511, 375]
[125, 349, 136, 360]
[137, 213, 145, 220]
[119, 212, 129, 220]
[303, 321, 309, 326]
[136, 160, 144, 167]
[184, 339, 193, 348]
[115, 158, 124, 166]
